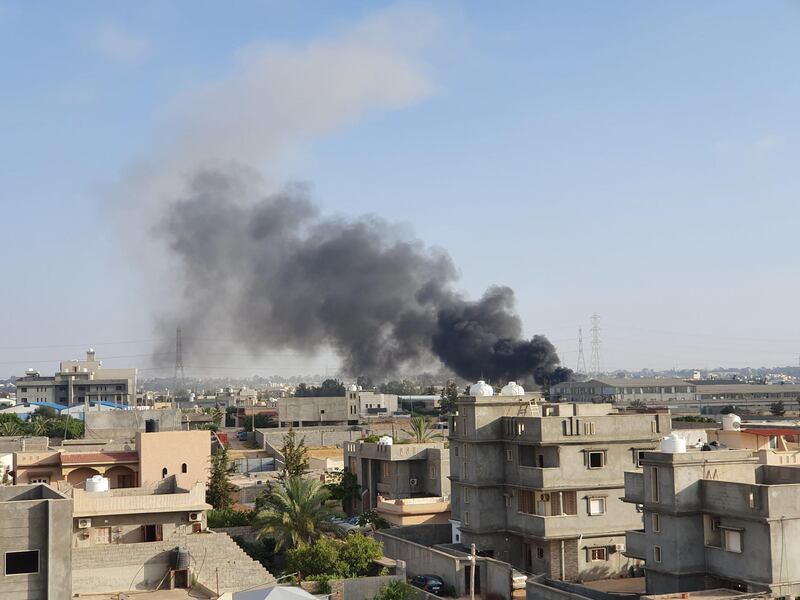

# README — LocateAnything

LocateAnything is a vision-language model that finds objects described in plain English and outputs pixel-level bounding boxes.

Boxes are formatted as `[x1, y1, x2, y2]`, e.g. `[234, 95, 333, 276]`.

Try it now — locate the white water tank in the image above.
[378, 435, 393, 446]
[85, 475, 110, 492]
[722, 414, 742, 431]
[469, 380, 494, 397]
[500, 381, 525, 396]
[660, 433, 687, 454]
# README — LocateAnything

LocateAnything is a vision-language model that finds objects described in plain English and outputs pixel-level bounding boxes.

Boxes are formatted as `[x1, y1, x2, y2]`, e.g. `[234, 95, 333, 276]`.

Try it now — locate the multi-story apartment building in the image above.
[552, 378, 695, 406]
[15, 349, 137, 407]
[278, 385, 398, 426]
[344, 439, 450, 526]
[449, 383, 670, 581]
[624, 444, 800, 597]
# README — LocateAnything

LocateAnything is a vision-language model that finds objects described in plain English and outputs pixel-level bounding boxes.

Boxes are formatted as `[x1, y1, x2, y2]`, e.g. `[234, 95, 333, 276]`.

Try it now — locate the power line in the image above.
[174, 328, 185, 392]
[576, 328, 586, 375]
[589, 313, 602, 375]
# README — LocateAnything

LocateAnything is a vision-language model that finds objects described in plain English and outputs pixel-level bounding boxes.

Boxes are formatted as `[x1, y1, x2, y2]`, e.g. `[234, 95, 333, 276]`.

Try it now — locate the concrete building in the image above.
[0, 484, 72, 600]
[13, 429, 210, 489]
[693, 382, 800, 412]
[277, 386, 398, 427]
[449, 383, 670, 581]
[15, 349, 137, 407]
[344, 439, 451, 526]
[624, 444, 800, 597]
[552, 378, 695, 406]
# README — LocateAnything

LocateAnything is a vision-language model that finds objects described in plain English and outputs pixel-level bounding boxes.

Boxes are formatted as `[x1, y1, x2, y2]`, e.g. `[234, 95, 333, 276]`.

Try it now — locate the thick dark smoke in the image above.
[160, 169, 570, 386]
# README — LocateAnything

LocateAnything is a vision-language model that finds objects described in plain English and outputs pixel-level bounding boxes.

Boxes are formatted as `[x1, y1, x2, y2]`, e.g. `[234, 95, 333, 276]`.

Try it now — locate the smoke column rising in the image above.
[159, 169, 569, 385]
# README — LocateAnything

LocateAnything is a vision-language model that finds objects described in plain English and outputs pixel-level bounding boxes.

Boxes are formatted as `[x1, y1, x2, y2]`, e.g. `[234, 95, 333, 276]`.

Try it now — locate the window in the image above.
[504, 494, 511, 507]
[589, 547, 607, 561]
[705, 516, 722, 547]
[536, 547, 544, 559]
[588, 497, 606, 516]
[583, 422, 596, 435]
[462, 462, 468, 479]
[29, 478, 49, 484]
[650, 467, 660, 502]
[724, 530, 742, 553]
[652, 513, 661, 533]
[464, 488, 470, 504]
[162, 468, 168, 479]
[464, 511, 470, 525]
[429, 465, 438, 479]
[588, 451, 605, 469]
[5, 550, 39, 575]
[181, 463, 188, 474]
[516, 422, 525, 435]
[769, 436, 778, 449]
[454, 446, 459, 457]
[653, 546, 662, 563]
[382, 463, 390, 478]
[635, 449, 650, 467]
[506, 449, 513, 462]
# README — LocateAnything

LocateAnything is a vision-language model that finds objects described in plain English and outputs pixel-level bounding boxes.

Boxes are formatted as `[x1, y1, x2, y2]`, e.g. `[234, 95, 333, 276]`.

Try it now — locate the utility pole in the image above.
[576, 328, 587, 375]
[469, 543, 477, 600]
[589, 313, 602, 375]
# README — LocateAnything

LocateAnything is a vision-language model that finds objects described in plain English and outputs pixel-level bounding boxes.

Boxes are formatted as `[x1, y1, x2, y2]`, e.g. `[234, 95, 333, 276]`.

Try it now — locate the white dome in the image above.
[347, 383, 359, 392]
[469, 380, 494, 397]
[500, 381, 525, 396]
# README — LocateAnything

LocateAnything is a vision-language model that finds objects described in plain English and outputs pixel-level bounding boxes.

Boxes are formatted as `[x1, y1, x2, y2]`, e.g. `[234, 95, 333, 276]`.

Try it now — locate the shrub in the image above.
[207, 508, 255, 528]
[374, 580, 415, 600]
[303, 575, 332, 594]
[286, 533, 382, 579]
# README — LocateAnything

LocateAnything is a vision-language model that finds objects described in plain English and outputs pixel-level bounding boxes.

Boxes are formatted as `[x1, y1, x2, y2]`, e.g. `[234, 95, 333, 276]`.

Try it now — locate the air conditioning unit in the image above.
[540, 493, 550, 501]
[614, 543, 625, 551]
[78, 518, 92, 529]
[188, 512, 201, 522]
[409, 478, 418, 486]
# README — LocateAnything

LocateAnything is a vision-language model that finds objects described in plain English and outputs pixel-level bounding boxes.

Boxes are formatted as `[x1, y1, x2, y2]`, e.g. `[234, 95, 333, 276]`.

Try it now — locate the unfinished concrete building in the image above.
[449, 382, 669, 581]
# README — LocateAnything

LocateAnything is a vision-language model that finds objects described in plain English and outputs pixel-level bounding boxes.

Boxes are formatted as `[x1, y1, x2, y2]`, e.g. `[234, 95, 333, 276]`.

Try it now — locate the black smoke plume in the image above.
[159, 169, 570, 386]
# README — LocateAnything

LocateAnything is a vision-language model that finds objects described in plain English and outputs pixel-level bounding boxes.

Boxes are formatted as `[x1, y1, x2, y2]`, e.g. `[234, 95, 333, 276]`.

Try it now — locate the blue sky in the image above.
[2, 1, 799, 377]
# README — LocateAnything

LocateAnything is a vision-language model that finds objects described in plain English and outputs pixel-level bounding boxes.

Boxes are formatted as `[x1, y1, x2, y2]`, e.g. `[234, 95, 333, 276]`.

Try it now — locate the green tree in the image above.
[355, 509, 389, 530]
[325, 469, 361, 516]
[439, 380, 459, 415]
[0, 420, 23, 436]
[209, 407, 224, 428]
[254, 476, 341, 551]
[287, 536, 342, 578]
[32, 406, 59, 419]
[279, 428, 309, 480]
[403, 416, 441, 443]
[337, 534, 383, 577]
[374, 580, 415, 600]
[770, 401, 786, 416]
[207, 446, 237, 510]
[28, 416, 51, 436]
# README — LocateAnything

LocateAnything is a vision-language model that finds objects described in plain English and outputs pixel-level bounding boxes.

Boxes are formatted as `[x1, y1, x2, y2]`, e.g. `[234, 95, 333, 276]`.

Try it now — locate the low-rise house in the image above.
[0, 484, 72, 600]
[344, 439, 450, 526]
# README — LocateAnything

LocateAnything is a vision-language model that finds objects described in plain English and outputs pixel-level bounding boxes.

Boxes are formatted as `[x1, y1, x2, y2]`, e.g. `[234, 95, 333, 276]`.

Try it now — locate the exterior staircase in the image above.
[186, 532, 276, 594]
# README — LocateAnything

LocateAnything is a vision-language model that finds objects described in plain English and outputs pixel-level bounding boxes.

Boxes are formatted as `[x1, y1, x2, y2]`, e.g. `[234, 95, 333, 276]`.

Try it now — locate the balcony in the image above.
[516, 466, 561, 489]
[346, 442, 445, 462]
[73, 478, 209, 517]
[376, 495, 451, 526]
[625, 530, 647, 560]
[623, 471, 644, 504]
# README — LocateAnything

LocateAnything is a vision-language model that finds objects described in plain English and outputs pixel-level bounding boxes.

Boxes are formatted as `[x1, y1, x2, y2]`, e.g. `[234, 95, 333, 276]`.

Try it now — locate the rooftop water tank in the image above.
[500, 381, 525, 396]
[722, 414, 742, 431]
[85, 475, 110, 493]
[660, 433, 687, 454]
[378, 435, 393, 445]
[469, 380, 494, 397]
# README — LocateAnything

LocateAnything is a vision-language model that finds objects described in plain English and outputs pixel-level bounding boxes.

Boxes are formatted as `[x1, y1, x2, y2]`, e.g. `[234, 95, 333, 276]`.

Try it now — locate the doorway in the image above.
[142, 524, 163, 542]
[464, 564, 481, 594]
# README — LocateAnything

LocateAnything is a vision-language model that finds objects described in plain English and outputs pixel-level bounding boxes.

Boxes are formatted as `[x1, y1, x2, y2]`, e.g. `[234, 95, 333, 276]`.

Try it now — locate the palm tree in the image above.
[28, 416, 50, 437]
[254, 476, 342, 551]
[403, 416, 441, 443]
[0, 421, 22, 436]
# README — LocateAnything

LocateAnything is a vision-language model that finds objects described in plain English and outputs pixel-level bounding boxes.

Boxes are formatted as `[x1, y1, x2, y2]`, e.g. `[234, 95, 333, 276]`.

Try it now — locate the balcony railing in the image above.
[625, 530, 647, 559]
[73, 481, 209, 517]
[623, 471, 644, 504]
[376, 495, 451, 516]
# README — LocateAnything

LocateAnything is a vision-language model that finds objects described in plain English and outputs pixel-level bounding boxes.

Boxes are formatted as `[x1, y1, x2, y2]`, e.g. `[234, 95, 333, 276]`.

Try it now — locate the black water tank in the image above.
[174, 547, 190, 570]
[145, 419, 160, 433]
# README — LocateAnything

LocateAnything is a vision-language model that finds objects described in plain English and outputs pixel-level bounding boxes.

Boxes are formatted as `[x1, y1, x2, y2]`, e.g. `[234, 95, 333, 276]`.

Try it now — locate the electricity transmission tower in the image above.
[174, 327, 185, 394]
[576, 328, 587, 375]
[589, 313, 602, 375]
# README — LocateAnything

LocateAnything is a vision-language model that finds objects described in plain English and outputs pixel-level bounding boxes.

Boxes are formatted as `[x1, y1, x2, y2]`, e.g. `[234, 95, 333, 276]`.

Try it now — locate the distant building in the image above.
[693, 382, 800, 412]
[0, 484, 72, 600]
[624, 442, 800, 596]
[15, 349, 137, 407]
[552, 378, 695, 406]
[344, 439, 450, 526]
[277, 385, 397, 427]
[449, 381, 668, 581]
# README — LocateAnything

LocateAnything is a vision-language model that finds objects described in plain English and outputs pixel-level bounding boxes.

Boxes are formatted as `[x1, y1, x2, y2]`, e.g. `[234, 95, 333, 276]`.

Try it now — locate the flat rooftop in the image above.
[642, 588, 768, 600]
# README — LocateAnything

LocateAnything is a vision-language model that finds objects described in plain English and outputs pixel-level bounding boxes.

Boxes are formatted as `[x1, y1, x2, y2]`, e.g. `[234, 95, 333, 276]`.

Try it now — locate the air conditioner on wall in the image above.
[409, 478, 418, 486]
[78, 518, 92, 529]
[614, 543, 624, 551]
[188, 512, 201, 522]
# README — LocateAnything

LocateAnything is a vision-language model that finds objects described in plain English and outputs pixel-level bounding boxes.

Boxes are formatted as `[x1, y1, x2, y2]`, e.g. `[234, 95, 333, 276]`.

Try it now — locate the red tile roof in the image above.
[741, 428, 799, 437]
[61, 451, 139, 464]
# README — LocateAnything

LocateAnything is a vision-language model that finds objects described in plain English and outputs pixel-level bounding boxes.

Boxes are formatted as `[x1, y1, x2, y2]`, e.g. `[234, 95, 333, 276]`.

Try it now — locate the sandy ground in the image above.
[582, 577, 646, 595]
[77, 590, 213, 600]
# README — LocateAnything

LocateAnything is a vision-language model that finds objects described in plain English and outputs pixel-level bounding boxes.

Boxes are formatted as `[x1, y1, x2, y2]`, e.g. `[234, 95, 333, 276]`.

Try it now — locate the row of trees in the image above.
[294, 379, 346, 397]
[0, 410, 84, 439]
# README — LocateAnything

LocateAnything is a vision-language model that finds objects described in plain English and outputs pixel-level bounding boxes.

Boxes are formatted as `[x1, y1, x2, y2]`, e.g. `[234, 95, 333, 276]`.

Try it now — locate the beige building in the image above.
[15, 349, 137, 407]
[449, 382, 669, 581]
[344, 439, 451, 526]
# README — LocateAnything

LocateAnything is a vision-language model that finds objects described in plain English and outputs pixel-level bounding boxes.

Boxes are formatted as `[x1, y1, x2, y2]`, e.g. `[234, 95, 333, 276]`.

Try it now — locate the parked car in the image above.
[409, 574, 445, 595]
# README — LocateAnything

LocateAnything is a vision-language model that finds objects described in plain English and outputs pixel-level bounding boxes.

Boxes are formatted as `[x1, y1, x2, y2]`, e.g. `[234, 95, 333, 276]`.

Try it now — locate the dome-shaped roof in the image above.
[469, 380, 494, 397]
[500, 381, 525, 396]
[347, 383, 359, 392]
